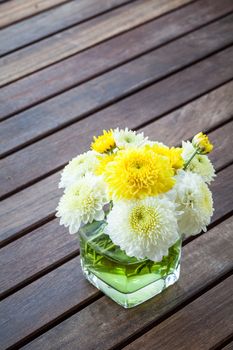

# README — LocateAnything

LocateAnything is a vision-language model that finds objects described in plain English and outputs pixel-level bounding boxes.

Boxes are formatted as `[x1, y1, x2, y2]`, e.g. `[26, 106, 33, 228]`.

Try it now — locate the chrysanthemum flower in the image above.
[113, 128, 147, 149]
[56, 174, 109, 234]
[192, 132, 213, 154]
[150, 144, 184, 171]
[182, 141, 215, 183]
[173, 170, 214, 236]
[59, 151, 99, 189]
[105, 197, 179, 261]
[103, 147, 175, 199]
[91, 129, 115, 153]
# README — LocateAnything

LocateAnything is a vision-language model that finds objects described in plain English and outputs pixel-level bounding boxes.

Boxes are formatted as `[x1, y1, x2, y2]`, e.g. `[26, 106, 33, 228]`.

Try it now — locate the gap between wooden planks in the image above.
[1, 13, 233, 157]
[0, 80, 233, 245]
[1, 216, 232, 349]
[1, 0, 232, 120]
[0, 0, 137, 56]
[0, 47, 233, 200]
[0, 0, 195, 86]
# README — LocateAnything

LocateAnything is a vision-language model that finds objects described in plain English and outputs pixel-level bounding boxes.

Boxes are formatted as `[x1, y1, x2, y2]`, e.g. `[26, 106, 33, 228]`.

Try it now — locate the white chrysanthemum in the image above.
[113, 128, 147, 149]
[56, 174, 109, 234]
[182, 141, 215, 183]
[105, 197, 179, 261]
[174, 170, 214, 237]
[59, 151, 99, 189]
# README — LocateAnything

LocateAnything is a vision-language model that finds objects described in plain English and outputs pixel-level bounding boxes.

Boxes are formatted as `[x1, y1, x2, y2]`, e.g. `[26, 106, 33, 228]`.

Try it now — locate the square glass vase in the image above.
[78, 221, 181, 308]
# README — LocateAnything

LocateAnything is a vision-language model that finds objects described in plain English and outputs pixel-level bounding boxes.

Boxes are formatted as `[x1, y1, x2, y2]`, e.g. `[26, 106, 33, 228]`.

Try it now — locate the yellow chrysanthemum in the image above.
[95, 153, 116, 175]
[91, 129, 116, 153]
[192, 132, 213, 154]
[150, 145, 184, 171]
[104, 148, 175, 199]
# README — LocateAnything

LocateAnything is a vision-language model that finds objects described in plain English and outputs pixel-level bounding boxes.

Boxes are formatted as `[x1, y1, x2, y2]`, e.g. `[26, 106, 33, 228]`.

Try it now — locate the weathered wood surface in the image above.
[0, 0, 69, 28]
[0, 0, 133, 56]
[1, 13, 233, 157]
[1, 0, 232, 120]
[124, 276, 233, 350]
[0, 0, 232, 349]
[0, 0, 193, 86]
[0, 219, 79, 298]
[1, 47, 233, 200]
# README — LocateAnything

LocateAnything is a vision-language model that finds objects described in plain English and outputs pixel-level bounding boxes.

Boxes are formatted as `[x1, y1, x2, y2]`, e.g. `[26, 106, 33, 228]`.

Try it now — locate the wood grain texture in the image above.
[0, 0, 193, 86]
[0, 0, 69, 28]
[1, 13, 233, 157]
[140, 82, 233, 147]
[0, 82, 232, 244]
[15, 217, 232, 350]
[1, 47, 233, 199]
[0, 218, 78, 297]
[0, 256, 98, 350]
[124, 276, 233, 350]
[0, 1, 232, 349]
[0, 0, 133, 55]
[0, 172, 61, 246]
[1, 0, 233, 120]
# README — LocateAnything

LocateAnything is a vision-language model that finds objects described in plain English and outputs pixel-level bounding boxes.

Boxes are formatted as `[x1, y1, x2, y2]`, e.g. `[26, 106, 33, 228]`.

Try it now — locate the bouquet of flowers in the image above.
[56, 128, 215, 262]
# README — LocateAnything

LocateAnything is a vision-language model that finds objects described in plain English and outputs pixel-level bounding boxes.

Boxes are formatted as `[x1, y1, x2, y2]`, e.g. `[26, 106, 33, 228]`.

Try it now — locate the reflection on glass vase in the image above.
[78, 221, 181, 308]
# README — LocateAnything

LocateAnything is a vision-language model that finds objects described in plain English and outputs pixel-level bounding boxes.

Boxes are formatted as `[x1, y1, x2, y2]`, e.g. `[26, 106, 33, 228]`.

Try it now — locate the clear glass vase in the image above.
[78, 221, 181, 308]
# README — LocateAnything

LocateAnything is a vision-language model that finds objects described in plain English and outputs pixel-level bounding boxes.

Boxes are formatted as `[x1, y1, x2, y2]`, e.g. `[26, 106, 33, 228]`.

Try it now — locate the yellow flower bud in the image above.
[192, 132, 213, 154]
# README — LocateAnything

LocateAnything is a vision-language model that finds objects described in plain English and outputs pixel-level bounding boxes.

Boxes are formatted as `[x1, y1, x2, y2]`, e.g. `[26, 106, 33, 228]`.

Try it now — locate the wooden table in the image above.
[0, 0, 233, 349]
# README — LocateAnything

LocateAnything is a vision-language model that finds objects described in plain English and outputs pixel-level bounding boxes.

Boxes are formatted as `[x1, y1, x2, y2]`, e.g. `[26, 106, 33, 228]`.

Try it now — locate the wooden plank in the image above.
[1, 0, 233, 120]
[0, 81, 232, 244]
[124, 277, 233, 350]
[1, 14, 233, 157]
[0, 0, 134, 56]
[0, 219, 78, 297]
[2, 216, 232, 350]
[0, 47, 233, 199]
[0, 128, 232, 298]
[0, 0, 193, 86]
[0, 0, 69, 28]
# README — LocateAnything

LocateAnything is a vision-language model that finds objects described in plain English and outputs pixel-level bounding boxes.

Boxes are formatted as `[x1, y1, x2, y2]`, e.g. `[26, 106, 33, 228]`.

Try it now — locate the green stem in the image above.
[86, 230, 104, 243]
[183, 149, 199, 170]
[94, 242, 116, 264]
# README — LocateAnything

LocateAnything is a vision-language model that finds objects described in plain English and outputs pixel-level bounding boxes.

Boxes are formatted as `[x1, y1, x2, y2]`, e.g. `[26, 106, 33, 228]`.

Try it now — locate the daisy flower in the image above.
[105, 196, 179, 261]
[59, 151, 99, 189]
[182, 141, 215, 183]
[56, 174, 109, 234]
[173, 170, 214, 237]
